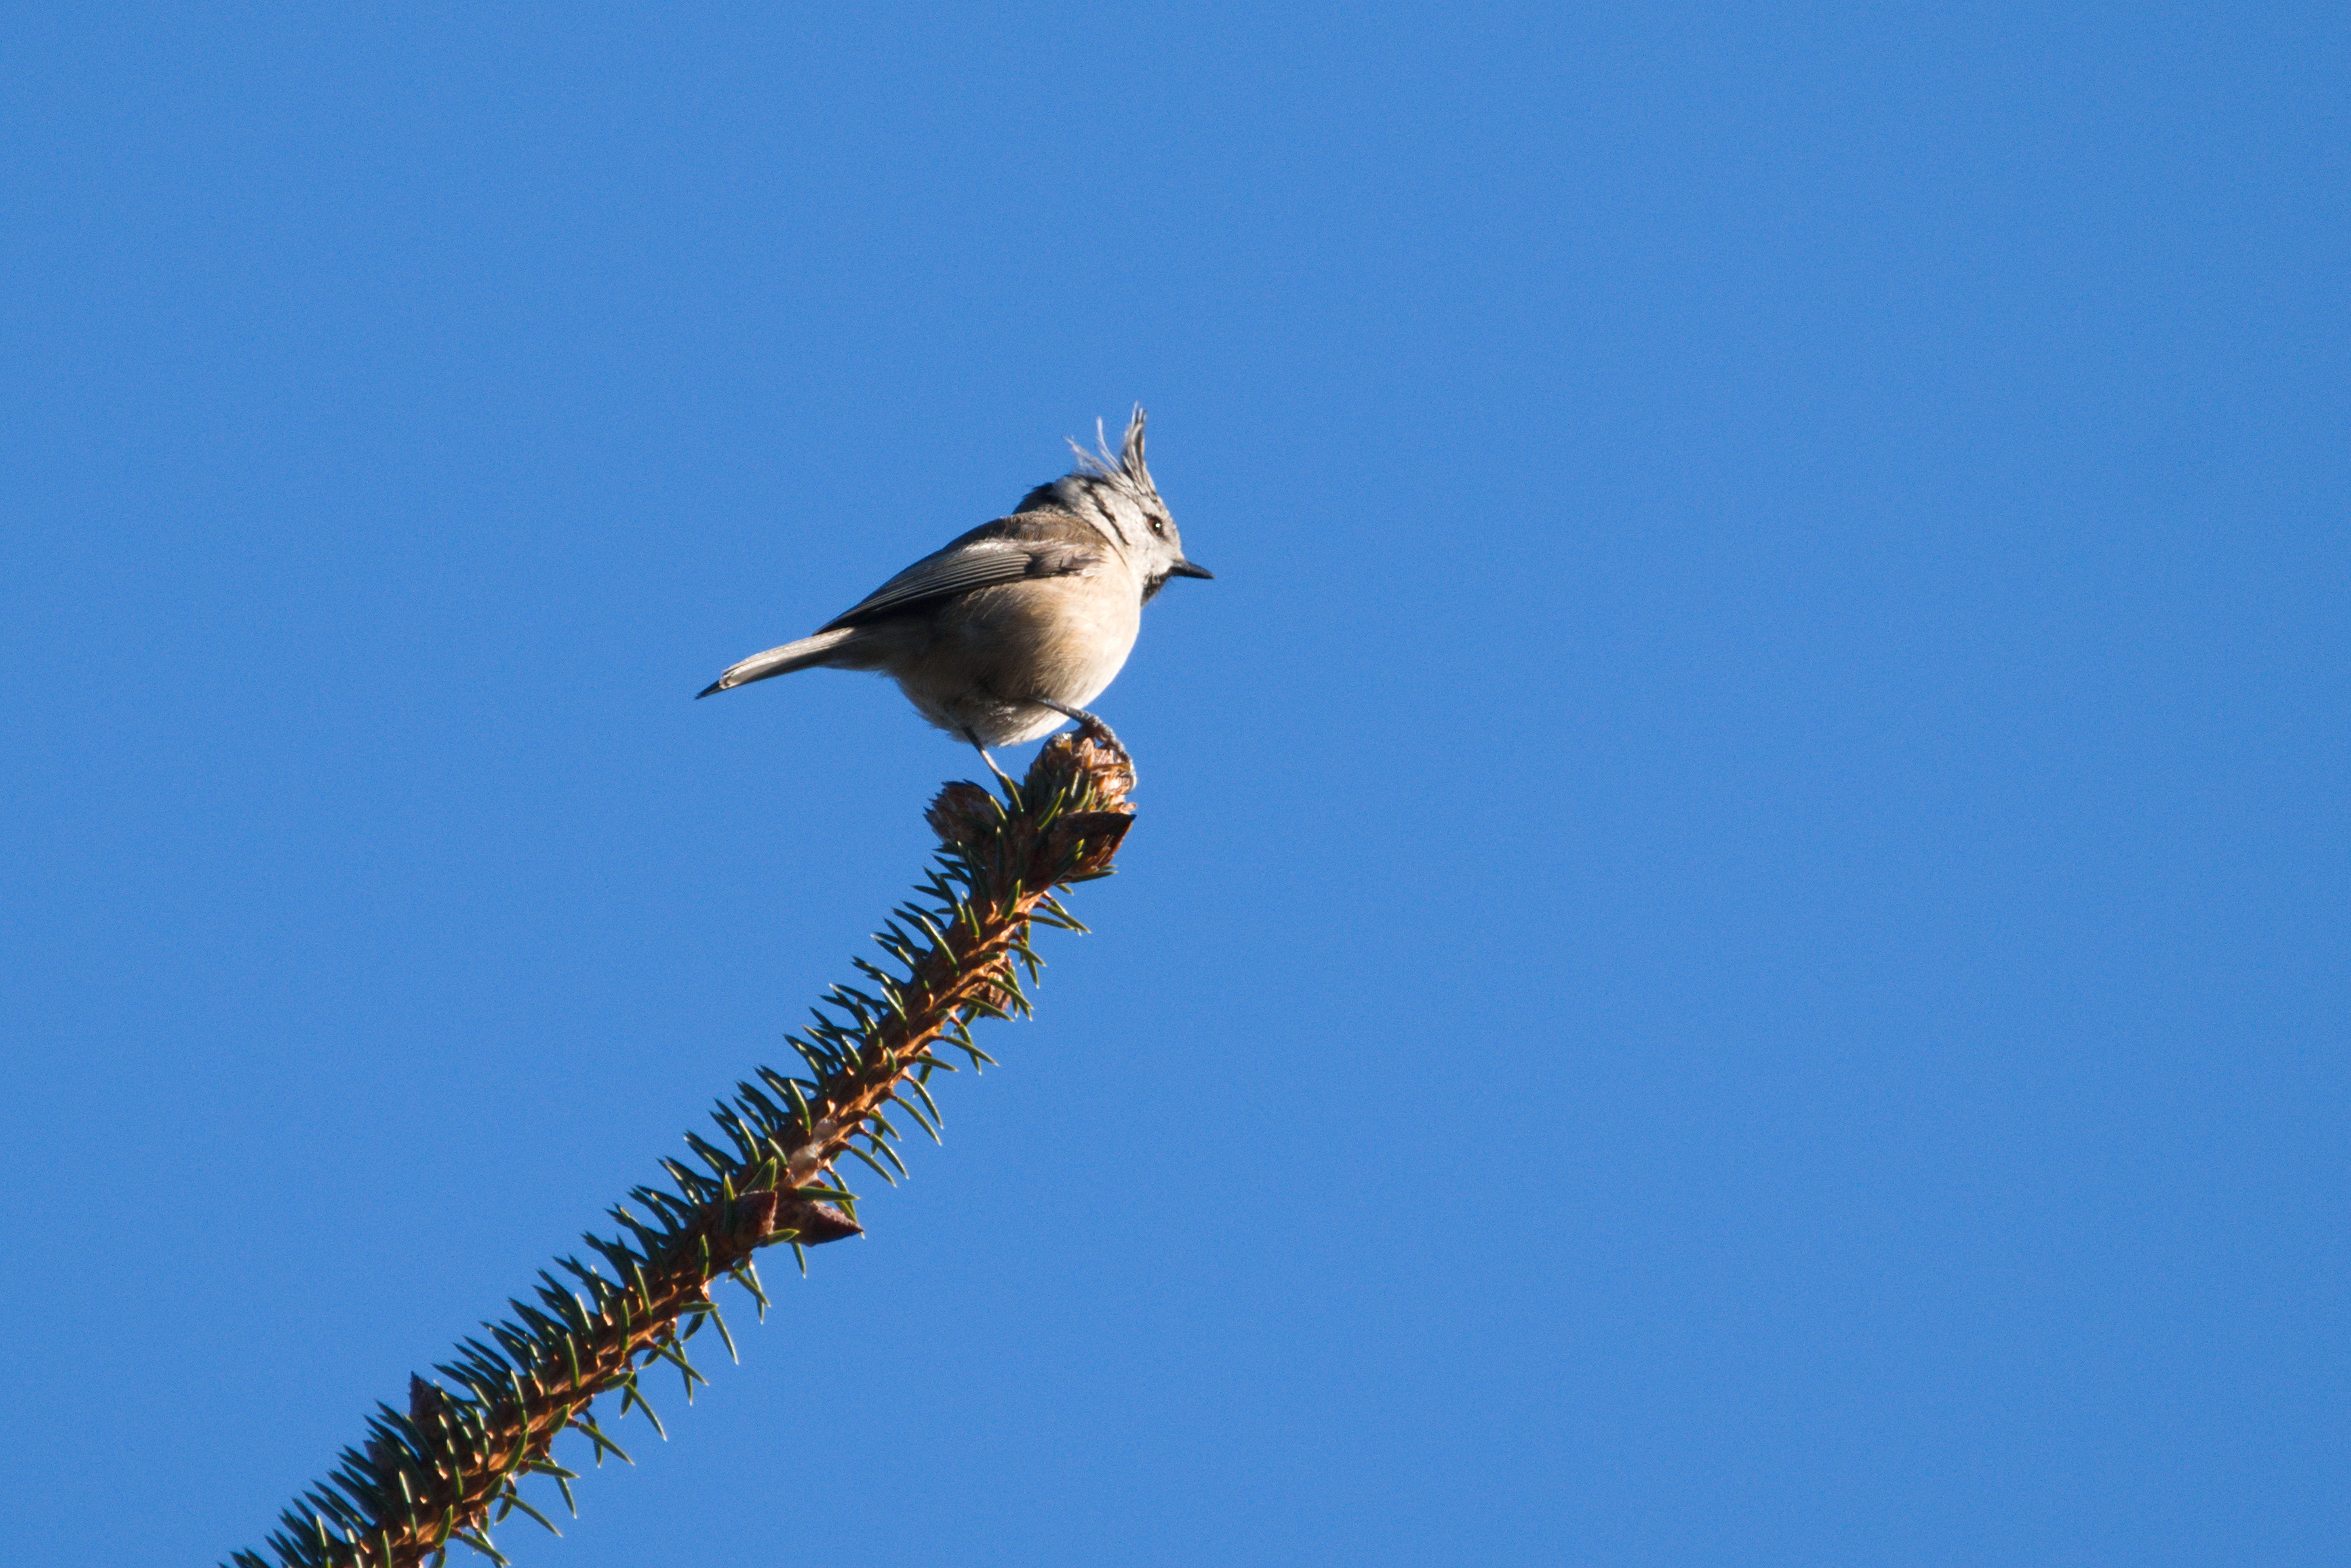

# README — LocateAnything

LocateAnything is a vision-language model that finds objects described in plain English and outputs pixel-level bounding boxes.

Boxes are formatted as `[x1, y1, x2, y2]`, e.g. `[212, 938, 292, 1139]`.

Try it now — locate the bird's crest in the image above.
[1065, 405, 1160, 506]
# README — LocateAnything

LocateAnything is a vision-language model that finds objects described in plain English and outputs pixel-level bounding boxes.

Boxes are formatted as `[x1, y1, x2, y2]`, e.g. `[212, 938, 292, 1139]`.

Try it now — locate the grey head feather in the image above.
[1010, 405, 1206, 598]
[1069, 404, 1160, 503]
[1016, 406, 1159, 522]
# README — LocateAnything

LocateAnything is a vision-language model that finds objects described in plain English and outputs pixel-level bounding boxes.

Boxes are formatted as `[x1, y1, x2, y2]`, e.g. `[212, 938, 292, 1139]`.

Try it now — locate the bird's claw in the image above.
[1036, 703, 1135, 789]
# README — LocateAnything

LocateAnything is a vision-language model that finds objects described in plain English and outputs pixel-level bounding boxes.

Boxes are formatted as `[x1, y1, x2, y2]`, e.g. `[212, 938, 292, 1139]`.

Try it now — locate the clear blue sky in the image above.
[2, 5, 2343, 1565]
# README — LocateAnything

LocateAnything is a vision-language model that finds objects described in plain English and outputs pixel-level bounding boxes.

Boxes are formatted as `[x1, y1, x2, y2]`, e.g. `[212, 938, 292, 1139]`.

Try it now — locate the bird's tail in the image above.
[696, 627, 859, 698]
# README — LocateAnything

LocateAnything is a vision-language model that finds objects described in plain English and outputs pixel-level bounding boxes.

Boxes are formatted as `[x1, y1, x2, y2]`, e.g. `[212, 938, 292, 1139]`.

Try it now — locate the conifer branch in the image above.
[226, 731, 1138, 1568]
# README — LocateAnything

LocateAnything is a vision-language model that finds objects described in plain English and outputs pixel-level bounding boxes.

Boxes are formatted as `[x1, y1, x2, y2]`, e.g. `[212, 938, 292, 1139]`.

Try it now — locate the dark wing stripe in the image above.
[816, 511, 1116, 631]
[818, 543, 1099, 631]
[819, 549, 1035, 630]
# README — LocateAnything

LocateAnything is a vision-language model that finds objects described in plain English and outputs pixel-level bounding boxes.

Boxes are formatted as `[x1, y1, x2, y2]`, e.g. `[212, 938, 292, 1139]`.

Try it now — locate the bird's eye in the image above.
[1149, 518, 1166, 536]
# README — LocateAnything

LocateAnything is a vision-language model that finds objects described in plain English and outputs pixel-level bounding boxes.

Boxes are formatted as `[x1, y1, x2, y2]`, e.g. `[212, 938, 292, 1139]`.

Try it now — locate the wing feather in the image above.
[818, 515, 1108, 631]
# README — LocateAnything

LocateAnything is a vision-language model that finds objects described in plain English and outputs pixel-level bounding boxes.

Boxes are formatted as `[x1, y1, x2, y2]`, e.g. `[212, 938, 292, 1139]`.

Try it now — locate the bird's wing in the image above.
[817, 513, 1109, 631]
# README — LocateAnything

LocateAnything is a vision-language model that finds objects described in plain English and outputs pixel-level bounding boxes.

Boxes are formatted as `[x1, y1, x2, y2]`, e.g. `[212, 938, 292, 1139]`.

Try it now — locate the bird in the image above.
[697, 407, 1210, 783]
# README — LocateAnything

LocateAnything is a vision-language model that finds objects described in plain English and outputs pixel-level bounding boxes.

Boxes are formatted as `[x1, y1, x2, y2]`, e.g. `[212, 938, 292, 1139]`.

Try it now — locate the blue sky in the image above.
[2, 5, 2344, 1564]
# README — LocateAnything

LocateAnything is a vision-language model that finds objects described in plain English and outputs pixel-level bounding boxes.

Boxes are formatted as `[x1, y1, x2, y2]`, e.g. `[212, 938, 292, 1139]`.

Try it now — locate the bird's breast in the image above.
[954, 569, 1141, 706]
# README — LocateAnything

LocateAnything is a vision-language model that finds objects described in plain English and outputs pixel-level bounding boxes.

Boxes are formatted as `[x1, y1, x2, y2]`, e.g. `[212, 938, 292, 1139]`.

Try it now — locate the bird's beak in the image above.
[1169, 559, 1215, 579]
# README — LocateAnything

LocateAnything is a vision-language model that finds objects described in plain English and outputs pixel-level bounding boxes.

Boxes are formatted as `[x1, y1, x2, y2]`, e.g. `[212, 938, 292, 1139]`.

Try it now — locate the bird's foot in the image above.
[1031, 700, 1136, 787]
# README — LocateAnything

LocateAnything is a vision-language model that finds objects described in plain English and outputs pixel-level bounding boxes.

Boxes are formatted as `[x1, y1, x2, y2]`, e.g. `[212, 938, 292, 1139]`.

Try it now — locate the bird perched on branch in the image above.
[698, 407, 1211, 781]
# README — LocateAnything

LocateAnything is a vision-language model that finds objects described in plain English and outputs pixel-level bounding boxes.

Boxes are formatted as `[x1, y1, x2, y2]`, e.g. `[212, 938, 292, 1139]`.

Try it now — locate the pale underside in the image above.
[824, 562, 1143, 746]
